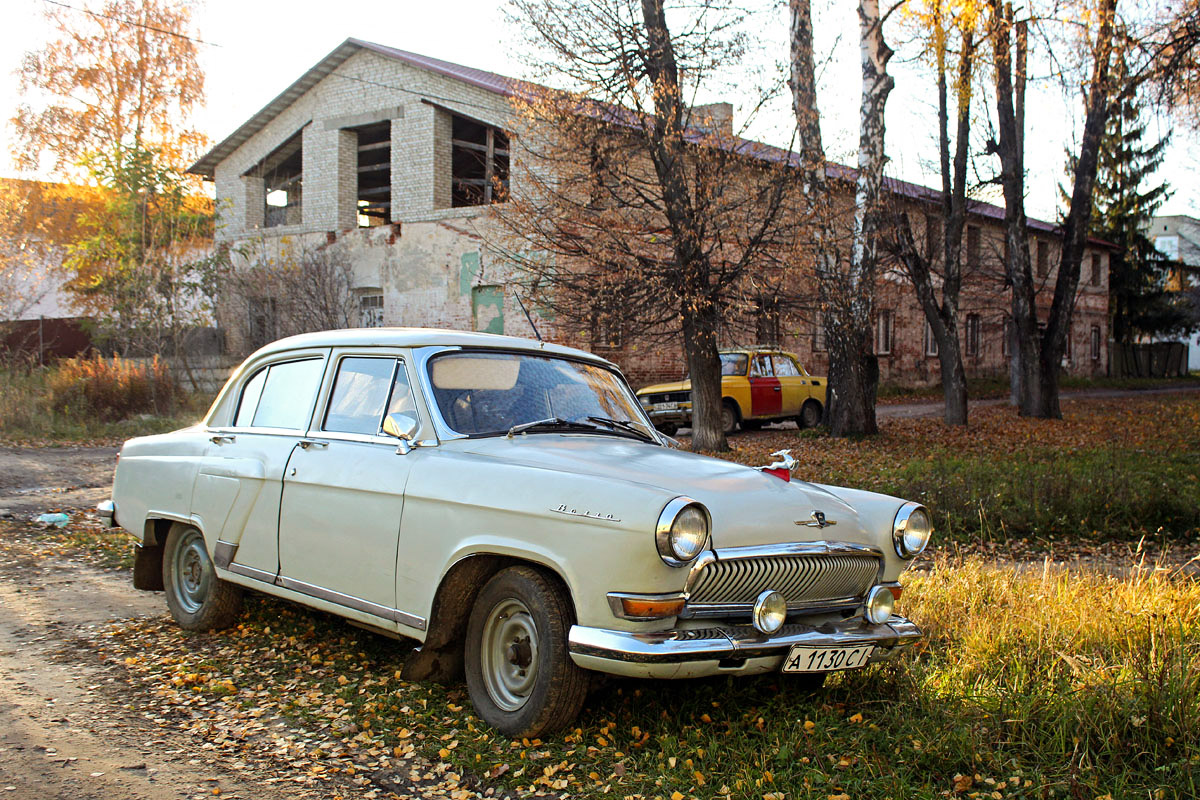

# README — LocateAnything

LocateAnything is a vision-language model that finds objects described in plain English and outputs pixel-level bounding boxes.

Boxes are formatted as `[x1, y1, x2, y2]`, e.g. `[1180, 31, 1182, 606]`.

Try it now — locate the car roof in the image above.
[719, 347, 797, 356]
[249, 327, 617, 367]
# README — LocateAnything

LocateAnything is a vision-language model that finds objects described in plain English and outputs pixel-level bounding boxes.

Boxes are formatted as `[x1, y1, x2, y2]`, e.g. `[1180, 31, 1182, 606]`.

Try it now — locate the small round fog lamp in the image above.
[865, 585, 895, 625]
[752, 590, 787, 635]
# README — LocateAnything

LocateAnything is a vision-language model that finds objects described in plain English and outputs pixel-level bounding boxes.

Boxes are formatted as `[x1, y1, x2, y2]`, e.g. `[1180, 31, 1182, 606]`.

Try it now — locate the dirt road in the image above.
[0, 527, 322, 799]
[0, 445, 118, 518]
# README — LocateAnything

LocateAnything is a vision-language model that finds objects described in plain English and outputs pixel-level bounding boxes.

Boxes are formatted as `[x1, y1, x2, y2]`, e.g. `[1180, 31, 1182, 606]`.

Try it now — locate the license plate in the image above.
[653, 402, 679, 411]
[781, 645, 874, 673]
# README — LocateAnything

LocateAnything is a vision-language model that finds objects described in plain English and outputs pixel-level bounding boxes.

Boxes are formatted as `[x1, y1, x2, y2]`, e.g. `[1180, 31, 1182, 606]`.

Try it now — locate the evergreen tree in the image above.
[1084, 69, 1191, 345]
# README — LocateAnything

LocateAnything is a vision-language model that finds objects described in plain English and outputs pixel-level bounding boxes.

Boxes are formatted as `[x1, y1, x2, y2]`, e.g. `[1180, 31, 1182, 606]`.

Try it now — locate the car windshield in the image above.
[428, 351, 652, 438]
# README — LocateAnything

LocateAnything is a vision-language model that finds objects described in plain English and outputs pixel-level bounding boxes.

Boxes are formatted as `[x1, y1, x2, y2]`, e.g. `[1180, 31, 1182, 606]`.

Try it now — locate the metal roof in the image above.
[189, 38, 1108, 246]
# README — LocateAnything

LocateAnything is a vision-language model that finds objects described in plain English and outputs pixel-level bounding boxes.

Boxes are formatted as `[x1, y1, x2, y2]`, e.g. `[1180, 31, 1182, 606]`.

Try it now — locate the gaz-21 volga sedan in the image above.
[99, 329, 931, 737]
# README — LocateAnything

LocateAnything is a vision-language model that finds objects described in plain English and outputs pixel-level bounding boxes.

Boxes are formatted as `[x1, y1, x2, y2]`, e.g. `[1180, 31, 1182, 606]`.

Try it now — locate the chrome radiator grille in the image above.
[687, 553, 880, 608]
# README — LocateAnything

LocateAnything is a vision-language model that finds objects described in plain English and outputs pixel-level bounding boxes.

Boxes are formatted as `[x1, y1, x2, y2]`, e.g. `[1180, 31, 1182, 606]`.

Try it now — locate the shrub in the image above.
[44, 355, 181, 421]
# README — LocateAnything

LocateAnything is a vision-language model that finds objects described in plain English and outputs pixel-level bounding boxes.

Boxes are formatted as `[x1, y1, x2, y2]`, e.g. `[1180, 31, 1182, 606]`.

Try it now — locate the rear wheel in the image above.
[720, 400, 740, 435]
[464, 566, 588, 738]
[798, 400, 823, 429]
[163, 525, 243, 631]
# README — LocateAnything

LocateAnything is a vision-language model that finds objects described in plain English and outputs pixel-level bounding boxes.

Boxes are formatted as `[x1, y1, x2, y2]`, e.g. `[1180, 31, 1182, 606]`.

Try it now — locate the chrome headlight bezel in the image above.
[655, 496, 711, 567]
[865, 584, 895, 624]
[892, 502, 932, 558]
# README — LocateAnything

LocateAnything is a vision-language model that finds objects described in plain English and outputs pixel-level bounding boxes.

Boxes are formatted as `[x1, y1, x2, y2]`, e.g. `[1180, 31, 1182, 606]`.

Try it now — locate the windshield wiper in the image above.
[506, 417, 603, 438]
[586, 416, 657, 443]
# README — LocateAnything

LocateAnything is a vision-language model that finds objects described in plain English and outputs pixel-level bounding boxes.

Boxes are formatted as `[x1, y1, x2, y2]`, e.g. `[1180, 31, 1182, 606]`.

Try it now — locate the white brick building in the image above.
[191, 39, 533, 355]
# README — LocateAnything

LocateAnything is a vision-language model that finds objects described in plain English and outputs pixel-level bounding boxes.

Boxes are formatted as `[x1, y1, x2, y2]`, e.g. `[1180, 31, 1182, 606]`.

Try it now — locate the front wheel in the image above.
[464, 566, 588, 738]
[162, 524, 243, 631]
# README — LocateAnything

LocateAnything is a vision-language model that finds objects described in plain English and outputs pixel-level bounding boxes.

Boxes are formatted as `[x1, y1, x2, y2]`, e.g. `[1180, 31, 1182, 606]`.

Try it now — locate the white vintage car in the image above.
[101, 329, 931, 737]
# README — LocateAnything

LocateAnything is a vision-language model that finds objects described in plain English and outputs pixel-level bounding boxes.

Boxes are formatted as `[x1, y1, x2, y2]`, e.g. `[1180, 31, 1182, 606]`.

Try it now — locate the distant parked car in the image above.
[99, 329, 929, 737]
[637, 347, 827, 435]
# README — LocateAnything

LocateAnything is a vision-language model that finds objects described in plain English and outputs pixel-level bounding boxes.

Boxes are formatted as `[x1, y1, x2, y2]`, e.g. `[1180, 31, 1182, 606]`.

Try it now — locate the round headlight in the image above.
[892, 503, 932, 558]
[752, 590, 787, 634]
[655, 497, 710, 567]
[865, 585, 895, 625]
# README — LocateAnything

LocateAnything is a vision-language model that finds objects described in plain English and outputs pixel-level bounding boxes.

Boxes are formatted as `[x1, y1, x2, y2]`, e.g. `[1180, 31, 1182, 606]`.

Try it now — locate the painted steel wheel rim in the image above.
[480, 597, 539, 712]
[171, 529, 212, 615]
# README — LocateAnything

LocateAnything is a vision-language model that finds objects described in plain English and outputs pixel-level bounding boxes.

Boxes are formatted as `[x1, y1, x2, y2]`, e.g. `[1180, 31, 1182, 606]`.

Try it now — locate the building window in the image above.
[354, 122, 391, 227]
[813, 322, 827, 353]
[1090, 253, 1101, 286]
[452, 116, 510, 207]
[1036, 239, 1049, 278]
[590, 290, 624, 349]
[257, 131, 303, 228]
[1090, 325, 1101, 360]
[965, 313, 981, 358]
[966, 225, 981, 270]
[875, 311, 893, 356]
[358, 292, 384, 328]
[924, 213, 942, 259]
[923, 320, 939, 357]
[1002, 318, 1013, 357]
[247, 297, 277, 350]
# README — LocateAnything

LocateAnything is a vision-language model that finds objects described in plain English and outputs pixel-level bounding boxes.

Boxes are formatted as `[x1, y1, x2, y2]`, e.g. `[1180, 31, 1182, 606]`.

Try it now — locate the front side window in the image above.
[429, 351, 646, 437]
[242, 358, 325, 430]
[773, 355, 801, 377]
[323, 357, 413, 436]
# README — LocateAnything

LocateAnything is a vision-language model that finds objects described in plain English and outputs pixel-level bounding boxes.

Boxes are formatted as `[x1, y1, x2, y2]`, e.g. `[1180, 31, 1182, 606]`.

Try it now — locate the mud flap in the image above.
[132, 543, 165, 591]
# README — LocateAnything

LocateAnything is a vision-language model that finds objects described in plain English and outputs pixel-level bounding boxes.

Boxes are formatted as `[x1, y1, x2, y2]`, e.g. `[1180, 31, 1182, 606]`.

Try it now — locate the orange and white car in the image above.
[636, 348, 827, 434]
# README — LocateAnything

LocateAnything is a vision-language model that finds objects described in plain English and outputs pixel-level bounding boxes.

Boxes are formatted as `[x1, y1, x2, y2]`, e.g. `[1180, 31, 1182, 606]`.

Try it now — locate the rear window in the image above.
[233, 358, 325, 430]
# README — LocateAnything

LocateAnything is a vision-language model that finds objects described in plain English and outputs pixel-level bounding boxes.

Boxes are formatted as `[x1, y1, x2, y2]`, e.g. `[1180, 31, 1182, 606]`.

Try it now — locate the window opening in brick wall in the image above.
[875, 311, 893, 355]
[965, 313, 981, 358]
[966, 225, 981, 270]
[358, 292, 384, 328]
[1036, 239, 1049, 278]
[247, 297, 277, 350]
[813, 321, 827, 353]
[1002, 318, 1013, 357]
[923, 320, 939, 357]
[452, 116, 510, 207]
[257, 131, 303, 228]
[924, 213, 942, 259]
[354, 121, 391, 227]
[1090, 253, 1101, 286]
[1090, 325, 1101, 360]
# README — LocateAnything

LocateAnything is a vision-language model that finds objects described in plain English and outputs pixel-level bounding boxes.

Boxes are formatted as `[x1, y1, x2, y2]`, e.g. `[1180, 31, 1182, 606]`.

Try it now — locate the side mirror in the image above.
[382, 412, 420, 454]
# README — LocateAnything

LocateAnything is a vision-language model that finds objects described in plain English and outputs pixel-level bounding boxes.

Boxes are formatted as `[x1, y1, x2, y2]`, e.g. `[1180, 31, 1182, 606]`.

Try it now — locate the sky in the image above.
[1, 0, 1196, 224]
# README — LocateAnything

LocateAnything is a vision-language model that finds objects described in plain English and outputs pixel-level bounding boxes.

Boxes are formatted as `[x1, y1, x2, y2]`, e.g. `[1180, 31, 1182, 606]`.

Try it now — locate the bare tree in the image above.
[498, 0, 805, 451]
[789, 0, 895, 436]
[883, 0, 980, 425]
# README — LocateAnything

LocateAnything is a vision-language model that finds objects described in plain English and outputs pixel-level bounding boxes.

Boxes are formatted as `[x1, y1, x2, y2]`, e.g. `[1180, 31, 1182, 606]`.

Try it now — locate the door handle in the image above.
[298, 439, 329, 450]
[773, 386, 781, 392]
[210, 434, 236, 445]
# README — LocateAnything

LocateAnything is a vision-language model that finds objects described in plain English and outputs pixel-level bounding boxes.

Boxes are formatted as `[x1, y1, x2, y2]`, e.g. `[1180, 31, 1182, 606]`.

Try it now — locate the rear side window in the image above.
[234, 358, 325, 430]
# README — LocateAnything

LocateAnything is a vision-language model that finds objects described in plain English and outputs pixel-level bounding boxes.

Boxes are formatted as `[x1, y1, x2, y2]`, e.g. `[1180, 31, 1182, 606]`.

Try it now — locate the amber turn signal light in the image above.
[620, 597, 686, 619]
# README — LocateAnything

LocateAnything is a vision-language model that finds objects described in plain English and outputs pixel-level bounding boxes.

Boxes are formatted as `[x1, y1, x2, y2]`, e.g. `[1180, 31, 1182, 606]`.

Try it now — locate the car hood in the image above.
[637, 379, 692, 395]
[457, 435, 880, 551]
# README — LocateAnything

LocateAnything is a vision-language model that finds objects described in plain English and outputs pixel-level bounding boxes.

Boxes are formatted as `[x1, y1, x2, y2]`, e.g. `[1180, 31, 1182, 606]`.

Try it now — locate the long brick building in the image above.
[190, 38, 1112, 387]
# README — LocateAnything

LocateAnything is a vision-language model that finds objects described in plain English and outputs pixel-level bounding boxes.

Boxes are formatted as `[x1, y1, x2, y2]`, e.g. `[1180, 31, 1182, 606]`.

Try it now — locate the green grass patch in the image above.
[104, 558, 1200, 799]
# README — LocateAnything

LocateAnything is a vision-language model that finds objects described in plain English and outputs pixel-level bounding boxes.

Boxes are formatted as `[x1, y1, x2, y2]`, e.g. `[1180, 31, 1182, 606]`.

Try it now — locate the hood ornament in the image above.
[798, 510, 837, 528]
[758, 449, 797, 482]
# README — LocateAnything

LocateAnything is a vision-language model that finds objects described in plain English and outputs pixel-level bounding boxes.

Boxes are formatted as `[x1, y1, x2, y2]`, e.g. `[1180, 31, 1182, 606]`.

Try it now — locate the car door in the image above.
[771, 354, 806, 416]
[275, 351, 419, 626]
[195, 353, 328, 579]
[748, 354, 781, 418]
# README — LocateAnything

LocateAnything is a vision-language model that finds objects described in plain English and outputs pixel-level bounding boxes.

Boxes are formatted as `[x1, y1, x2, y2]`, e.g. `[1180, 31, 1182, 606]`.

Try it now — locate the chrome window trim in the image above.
[655, 496, 710, 567]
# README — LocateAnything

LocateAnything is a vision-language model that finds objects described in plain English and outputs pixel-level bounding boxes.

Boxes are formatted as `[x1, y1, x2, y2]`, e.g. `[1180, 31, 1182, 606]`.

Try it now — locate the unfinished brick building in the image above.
[190, 38, 1111, 388]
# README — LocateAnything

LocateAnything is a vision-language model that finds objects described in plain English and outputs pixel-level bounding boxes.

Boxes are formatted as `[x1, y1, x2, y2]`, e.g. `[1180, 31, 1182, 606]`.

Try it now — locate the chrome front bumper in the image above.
[568, 615, 921, 679]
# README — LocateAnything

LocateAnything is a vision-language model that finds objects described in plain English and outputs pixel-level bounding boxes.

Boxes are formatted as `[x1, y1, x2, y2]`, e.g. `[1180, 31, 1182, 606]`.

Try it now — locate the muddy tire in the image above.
[720, 400, 740, 435]
[162, 524, 243, 631]
[798, 400, 823, 429]
[464, 566, 588, 738]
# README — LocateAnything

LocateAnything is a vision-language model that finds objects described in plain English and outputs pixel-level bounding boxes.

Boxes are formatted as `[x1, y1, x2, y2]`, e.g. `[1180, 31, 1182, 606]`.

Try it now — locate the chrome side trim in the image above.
[568, 615, 922, 665]
[226, 562, 276, 583]
[276, 575, 427, 631]
[213, 541, 237, 569]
